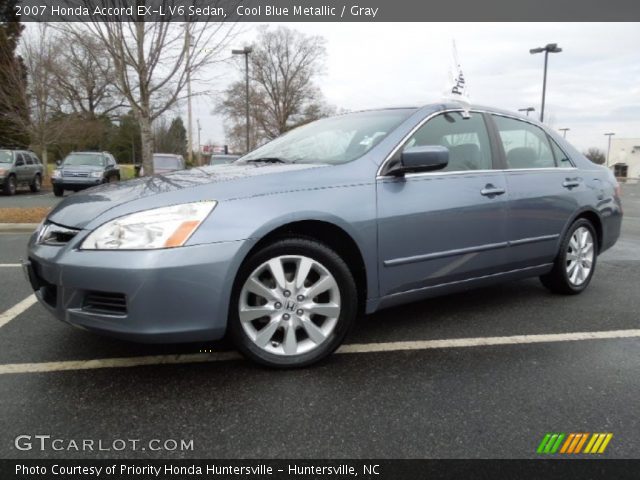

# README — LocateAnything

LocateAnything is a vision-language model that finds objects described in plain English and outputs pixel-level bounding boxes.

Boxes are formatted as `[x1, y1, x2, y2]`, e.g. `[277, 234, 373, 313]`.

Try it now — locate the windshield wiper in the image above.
[244, 157, 290, 164]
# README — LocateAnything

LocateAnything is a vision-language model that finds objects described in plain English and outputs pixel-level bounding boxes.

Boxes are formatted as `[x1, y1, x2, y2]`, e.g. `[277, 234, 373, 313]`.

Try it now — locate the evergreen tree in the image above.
[0, 0, 29, 147]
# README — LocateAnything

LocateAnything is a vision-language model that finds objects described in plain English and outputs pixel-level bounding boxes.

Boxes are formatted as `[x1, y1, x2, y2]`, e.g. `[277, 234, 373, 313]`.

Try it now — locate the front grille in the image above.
[37, 222, 80, 245]
[63, 170, 89, 177]
[83, 291, 127, 315]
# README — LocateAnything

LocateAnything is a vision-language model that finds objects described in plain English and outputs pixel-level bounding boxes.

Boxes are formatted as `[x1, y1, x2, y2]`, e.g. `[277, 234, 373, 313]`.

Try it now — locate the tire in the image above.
[30, 174, 41, 193]
[3, 175, 16, 196]
[540, 218, 598, 295]
[53, 185, 64, 197]
[229, 237, 358, 368]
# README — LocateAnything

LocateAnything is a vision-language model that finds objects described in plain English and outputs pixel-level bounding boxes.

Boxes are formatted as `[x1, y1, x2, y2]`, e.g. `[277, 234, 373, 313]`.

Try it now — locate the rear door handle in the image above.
[562, 179, 581, 189]
[480, 185, 506, 197]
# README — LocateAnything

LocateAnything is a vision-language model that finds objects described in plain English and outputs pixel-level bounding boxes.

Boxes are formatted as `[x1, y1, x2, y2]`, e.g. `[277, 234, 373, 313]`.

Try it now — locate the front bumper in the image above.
[52, 177, 103, 190]
[24, 233, 252, 343]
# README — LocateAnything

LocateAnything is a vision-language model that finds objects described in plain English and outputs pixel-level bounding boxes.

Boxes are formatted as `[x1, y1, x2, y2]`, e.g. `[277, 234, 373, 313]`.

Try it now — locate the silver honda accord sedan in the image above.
[24, 103, 622, 367]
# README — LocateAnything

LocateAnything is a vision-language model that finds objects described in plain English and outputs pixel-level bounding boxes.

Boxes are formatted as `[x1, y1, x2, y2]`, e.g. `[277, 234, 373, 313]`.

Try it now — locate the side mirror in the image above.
[55, 160, 61, 166]
[394, 145, 449, 175]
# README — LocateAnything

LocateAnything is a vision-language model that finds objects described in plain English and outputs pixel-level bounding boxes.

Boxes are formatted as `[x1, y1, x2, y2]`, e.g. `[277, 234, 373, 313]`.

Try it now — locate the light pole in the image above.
[518, 107, 535, 117]
[232, 46, 252, 153]
[530, 43, 562, 123]
[605, 132, 615, 167]
[559, 128, 570, 138]
[186, 26, 193, 166]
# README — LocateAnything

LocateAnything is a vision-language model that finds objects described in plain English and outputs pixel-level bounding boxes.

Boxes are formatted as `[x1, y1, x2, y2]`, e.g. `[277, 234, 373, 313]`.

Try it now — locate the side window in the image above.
[493, 115, 555, 169]
[24, 153, 33, 165]
[549, 139, 573, 167]
[402, 112, 492, 171]
[15, 153, 25, 166]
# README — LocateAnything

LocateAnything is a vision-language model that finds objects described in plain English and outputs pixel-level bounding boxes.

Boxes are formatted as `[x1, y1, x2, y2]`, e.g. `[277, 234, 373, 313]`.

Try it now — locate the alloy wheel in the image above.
[239, 255, 341, 356]
[566, 226, 594, 286]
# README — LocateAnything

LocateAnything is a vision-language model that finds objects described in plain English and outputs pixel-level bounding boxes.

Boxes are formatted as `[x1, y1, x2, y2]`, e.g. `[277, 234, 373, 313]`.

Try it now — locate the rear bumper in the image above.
[24, 234, 253, 343]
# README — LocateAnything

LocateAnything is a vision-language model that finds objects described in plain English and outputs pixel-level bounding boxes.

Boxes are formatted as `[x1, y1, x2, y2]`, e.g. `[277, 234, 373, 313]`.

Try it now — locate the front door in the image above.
[377, 111, 510, 298]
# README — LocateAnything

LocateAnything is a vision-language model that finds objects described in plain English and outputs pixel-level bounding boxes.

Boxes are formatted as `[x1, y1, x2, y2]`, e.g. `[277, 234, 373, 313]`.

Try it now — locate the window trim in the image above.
[377, 108, 578, 178]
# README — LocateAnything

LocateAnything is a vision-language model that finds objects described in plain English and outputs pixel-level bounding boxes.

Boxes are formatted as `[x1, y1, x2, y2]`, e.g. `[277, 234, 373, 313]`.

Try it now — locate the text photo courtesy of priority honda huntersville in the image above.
[23, 103, 622, 368]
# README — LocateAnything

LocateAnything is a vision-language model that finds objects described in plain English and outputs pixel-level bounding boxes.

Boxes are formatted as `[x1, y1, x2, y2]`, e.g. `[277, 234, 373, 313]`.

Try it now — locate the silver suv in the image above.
[51, 152, 120, 197]
[0, 149, 44, 196]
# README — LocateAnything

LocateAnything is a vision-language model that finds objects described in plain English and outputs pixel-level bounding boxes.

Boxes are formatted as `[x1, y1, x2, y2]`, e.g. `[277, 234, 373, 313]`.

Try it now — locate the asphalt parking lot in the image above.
[0, 190, 62, 209]
[0, 184, 638, 460]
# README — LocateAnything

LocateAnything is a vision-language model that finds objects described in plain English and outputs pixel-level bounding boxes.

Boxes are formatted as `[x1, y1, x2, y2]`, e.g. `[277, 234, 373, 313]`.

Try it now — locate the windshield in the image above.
[153, 156, 181, 169]
[210, 155, 238, 165]
[0, 151, 13, 164]
[63, 153, 105, 167]
[241, 109, 415, 165]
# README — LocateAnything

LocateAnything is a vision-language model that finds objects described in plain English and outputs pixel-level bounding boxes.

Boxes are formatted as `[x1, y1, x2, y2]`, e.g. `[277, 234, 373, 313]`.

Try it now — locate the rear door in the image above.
[377, 111, 510, 298]
[490, 114, 581, 269]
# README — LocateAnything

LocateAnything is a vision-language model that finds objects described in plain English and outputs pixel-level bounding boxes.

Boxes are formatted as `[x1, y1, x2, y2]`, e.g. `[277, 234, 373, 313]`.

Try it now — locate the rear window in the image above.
[153, 156, 181, 169]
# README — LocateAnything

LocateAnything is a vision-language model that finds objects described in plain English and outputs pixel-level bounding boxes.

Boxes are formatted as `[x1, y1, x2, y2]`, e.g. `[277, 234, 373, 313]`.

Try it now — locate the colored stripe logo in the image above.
[537, 433, 613, 454]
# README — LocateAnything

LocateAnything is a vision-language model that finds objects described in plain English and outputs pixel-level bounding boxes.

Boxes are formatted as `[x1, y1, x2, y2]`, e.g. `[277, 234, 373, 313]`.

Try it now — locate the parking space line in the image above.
[0, 294, 37, 329]
[0, 328, 639, 375]
[0, 264, 22, 268]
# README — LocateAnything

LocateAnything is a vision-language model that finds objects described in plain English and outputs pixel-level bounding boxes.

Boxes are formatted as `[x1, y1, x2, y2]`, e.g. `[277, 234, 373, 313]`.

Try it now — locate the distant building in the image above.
[609, 138, 640, 179]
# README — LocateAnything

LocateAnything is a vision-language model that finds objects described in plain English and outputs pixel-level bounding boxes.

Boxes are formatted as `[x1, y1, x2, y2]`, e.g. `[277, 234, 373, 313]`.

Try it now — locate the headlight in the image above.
[0, 168, 6, 175]
[80, 201, 217, 250]
[51, 170, 61, 178]
[90, 171, 103, 178]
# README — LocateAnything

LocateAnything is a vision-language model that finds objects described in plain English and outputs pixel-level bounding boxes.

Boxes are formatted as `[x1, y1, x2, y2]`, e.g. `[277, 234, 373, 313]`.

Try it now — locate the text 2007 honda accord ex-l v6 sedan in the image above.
[24, 103, 622, 367]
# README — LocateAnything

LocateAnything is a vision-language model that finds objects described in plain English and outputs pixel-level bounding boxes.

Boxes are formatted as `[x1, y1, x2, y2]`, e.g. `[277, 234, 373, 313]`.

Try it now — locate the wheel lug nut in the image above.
[283, 290, 291, 297]
[297, 309, 304, 316]
[283, 314, 290, 320]
[274, 302, 282, 309]
[297, 295, 304, 301]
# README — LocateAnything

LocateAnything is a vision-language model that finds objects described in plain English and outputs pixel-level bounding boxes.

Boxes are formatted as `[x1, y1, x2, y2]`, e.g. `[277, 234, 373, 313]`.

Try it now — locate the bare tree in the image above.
[584, 147, 606, 165]
[62, 7, 237, 174]
[47, 31, 124, 119]
[219, 26, 332, 151]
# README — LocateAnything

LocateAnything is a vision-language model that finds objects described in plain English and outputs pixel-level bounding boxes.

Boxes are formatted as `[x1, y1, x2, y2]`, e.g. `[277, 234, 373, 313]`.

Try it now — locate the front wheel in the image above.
[30, 174, 41, 193]
[229, 238, 358, 368]
[540, 218, 597, 295]
[3, 175, 16, 196]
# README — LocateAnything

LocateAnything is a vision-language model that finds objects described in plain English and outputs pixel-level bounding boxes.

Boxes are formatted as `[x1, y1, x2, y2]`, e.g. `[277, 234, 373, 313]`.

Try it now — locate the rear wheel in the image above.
[229, 238, 358, 368]
[3, 175, 16, 196]
[30, 174, 41, 193]
[540, 218, 597, 295]
[53, 185, 64, 197]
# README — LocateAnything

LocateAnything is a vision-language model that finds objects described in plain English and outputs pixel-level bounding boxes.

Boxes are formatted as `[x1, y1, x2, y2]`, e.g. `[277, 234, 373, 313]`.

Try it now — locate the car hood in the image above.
[48, 163, 327, 229]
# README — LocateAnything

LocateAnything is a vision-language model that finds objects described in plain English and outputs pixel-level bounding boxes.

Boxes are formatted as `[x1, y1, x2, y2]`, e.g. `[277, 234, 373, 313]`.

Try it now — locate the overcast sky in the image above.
[187, 22, 639, 152]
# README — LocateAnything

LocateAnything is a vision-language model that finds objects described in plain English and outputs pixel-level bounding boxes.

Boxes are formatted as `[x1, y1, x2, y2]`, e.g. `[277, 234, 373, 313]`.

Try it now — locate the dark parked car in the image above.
[0, 149, 44, 195]
[210, 154, 240, 166]
[153, 153, 185, 174]
[51, 152, 120, 197]
[25, 103, 622, 368]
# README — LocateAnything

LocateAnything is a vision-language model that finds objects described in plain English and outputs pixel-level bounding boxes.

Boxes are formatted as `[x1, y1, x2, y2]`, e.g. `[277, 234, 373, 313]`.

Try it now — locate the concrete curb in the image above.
[0, 223, 39, 233]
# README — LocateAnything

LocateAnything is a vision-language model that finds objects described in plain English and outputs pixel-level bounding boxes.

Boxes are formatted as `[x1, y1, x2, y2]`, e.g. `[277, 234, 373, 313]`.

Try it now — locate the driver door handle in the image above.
[480, 185, 506, 197]
[562, 179, 581, 189]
